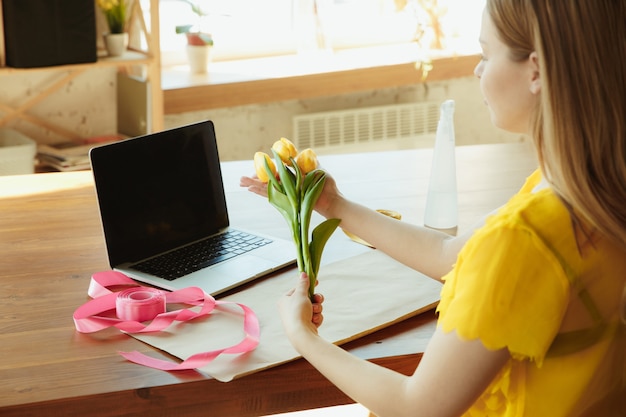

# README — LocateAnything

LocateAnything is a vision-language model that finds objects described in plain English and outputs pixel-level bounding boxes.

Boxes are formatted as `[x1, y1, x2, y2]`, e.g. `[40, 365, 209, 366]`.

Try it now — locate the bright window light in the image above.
[159, 0, 484, 67]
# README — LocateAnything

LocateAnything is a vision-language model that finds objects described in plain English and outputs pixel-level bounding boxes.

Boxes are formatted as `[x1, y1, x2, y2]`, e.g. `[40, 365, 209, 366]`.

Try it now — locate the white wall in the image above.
[0, 67, 118, 144]
[0, 68, 523, 162]
[164, 75, 524, 161]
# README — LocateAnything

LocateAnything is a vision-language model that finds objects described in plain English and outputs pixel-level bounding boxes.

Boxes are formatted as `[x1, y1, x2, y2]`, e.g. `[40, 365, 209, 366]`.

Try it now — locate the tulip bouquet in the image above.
[254, 138, 341, 300]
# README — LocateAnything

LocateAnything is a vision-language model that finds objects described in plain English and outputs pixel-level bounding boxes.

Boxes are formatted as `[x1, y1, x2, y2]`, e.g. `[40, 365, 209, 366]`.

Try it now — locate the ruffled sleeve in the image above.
[437, 190, 571, 365]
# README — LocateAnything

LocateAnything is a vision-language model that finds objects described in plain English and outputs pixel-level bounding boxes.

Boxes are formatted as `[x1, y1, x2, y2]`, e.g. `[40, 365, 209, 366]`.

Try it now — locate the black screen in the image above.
[90, 120, 229, 266]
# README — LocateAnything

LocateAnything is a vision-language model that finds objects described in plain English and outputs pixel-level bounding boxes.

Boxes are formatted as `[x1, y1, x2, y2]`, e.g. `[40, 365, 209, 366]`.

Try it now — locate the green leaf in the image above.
[271, 149, 298, 209]
[298, 172, 324, 253]
[291, 156, 303, 195]
[175, 24, 193, 34]
[309, 218, 341, 279]
[198, 33, 214, 45]
[301, 170, 323, 204]
[262, 155, 285, 195]
[268, 184, 295, 223]
[302, 169, 323, 191]
[179, 0, 208, 17]
[301, 172, 325, 223]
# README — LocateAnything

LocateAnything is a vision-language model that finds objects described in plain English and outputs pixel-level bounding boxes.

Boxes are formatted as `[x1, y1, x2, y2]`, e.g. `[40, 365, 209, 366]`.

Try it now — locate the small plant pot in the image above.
[186, 44, 212, 73]
[104, 32, 129, 57]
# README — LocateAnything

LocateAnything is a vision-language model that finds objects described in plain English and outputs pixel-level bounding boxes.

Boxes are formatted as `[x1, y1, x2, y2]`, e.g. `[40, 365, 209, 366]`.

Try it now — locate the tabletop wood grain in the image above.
[0, 142, 536, 416]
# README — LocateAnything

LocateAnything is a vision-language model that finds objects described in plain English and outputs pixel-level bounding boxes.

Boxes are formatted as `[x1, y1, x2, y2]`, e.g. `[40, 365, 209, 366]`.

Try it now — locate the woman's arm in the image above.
[280, 274, 510, 417]
[327, 196, 486, 280]
[241, 174, 488, 280]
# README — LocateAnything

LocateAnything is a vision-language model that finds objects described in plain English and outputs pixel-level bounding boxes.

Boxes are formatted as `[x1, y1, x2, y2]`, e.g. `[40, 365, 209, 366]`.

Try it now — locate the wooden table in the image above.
[0, 142, 537, 417]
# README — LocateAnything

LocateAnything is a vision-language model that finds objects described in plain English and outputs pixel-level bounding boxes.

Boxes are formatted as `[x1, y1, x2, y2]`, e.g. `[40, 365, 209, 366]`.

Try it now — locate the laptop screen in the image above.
[90, 120, 229, 266]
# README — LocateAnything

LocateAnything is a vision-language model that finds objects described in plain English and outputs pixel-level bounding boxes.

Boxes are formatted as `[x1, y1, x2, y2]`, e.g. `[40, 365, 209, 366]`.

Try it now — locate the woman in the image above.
[241, 1, 626, 415]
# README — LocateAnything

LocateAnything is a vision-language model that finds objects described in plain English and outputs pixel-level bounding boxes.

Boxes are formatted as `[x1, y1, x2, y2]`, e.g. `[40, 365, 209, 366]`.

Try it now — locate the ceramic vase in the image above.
[186, 45, 212, 73]
[104, 32, 129, 57]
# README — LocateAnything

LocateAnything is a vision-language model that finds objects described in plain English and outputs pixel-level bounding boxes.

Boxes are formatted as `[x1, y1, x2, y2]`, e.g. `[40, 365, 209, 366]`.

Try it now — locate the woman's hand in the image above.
[240, 171, 342, 219]
[278, 272, 325, 345]
[239, 174, 269, 198]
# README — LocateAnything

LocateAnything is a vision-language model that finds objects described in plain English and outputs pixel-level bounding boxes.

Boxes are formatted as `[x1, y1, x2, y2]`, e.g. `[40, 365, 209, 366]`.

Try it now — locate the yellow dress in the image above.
[437, 169, 626, 416]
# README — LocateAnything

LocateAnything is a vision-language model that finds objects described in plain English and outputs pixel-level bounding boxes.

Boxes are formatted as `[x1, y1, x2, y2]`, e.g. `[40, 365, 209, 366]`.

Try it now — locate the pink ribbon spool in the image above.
[73, 270, 260, 371]
[115, 287, 166, 322]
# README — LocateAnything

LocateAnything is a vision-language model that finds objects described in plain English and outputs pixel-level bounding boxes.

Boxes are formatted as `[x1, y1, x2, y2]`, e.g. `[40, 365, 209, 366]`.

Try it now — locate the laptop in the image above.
[89, 120, 296, 296]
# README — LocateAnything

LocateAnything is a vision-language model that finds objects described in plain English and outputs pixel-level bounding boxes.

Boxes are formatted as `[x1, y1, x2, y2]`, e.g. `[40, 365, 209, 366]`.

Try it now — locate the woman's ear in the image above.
[529, 51, 541, 95]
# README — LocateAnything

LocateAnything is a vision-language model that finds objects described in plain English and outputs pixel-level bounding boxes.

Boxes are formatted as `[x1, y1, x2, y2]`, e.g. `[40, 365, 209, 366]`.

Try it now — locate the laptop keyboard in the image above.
[131, 230, 272, 281]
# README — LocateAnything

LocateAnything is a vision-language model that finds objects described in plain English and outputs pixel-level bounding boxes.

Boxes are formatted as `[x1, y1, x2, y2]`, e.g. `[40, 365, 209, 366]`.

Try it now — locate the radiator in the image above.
[292, 101, 440, 154]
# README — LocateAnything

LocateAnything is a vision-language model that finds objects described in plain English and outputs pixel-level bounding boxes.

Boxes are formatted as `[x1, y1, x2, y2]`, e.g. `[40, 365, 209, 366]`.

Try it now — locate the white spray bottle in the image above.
[423, 99, 458, 235]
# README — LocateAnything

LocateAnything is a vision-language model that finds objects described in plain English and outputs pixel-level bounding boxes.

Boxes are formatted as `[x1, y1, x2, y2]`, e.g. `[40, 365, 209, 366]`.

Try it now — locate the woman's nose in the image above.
[474, 62, 483, 78]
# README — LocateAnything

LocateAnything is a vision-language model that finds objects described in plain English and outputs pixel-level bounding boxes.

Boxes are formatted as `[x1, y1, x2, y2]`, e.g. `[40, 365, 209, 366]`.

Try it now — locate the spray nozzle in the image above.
[440, 99, 455, 119]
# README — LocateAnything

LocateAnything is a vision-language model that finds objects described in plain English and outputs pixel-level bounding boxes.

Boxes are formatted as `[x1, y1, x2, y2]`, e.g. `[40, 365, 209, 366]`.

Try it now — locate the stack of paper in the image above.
[37, 136, 122, 171]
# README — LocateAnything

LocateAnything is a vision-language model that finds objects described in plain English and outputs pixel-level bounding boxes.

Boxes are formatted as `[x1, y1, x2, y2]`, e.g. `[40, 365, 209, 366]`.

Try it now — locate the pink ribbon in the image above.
[73, 270, 260, 371]
[115, 287, 167, 322]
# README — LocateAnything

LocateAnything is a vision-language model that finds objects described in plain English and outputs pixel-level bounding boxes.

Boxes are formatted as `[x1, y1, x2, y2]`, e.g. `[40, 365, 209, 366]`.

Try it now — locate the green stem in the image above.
[291, 221, 305, 274]
[299, 217, 315, 299]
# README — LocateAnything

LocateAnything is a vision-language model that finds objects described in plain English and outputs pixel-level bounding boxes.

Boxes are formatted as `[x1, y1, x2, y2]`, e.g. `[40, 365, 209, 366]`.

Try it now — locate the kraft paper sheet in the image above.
[131, 249, 442, 382]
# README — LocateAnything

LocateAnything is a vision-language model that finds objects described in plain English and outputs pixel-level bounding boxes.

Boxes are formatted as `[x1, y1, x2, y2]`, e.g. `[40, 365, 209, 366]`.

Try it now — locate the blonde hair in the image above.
[487, 0, 626, 249]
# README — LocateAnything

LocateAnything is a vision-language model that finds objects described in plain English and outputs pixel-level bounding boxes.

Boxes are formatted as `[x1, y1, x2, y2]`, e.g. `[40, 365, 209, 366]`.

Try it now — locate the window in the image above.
[159, 0, 484, 68]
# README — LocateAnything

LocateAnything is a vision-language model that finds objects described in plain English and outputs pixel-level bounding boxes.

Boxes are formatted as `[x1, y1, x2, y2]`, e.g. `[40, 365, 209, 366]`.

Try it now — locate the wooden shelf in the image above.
[0, 51, 151, 74]
[0, 0, 163, 146]
[163, 54, 479, 114]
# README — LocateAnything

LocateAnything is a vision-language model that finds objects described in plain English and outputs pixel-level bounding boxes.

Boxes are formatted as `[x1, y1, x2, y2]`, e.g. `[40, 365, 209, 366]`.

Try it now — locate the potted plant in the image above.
[97, 0, 129, 57]
[175, 0, 214, 73]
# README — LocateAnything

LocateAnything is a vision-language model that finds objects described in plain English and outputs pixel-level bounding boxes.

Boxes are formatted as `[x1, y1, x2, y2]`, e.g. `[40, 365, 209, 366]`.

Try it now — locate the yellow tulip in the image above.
[253, 152, 277, 183]
[295, 148, 319, 175]
[251, 143, 339, 300]
[271, 137, 298, 165]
